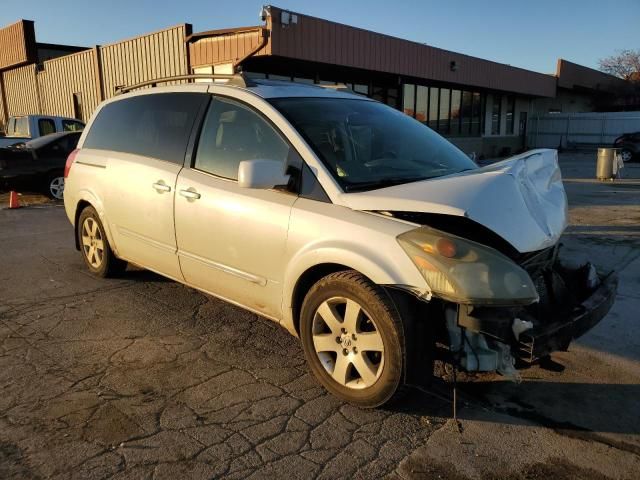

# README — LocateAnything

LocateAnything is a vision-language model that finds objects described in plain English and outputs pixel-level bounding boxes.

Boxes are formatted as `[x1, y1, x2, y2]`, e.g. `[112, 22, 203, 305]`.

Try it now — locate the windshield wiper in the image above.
[344, 176, 429, 192]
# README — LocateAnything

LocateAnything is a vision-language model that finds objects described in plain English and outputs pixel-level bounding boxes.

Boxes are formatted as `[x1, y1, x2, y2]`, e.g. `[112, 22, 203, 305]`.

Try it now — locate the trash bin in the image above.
[596, 148, 619, 181]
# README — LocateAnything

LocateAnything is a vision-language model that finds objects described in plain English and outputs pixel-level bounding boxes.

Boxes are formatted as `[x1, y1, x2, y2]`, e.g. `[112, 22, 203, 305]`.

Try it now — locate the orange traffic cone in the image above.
[8, 191, 20, 209]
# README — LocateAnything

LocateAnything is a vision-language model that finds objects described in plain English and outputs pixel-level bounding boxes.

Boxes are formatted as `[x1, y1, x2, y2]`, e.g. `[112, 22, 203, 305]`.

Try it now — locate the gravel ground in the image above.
[1, 152, 639, 479]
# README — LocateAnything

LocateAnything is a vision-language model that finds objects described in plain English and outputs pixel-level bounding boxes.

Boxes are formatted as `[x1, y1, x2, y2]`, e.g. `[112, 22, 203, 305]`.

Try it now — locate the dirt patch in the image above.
[0, 441, 40, 480]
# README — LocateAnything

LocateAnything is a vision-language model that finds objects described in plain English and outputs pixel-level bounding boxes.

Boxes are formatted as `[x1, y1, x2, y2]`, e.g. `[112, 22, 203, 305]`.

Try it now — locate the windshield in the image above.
[270, 97, 477, 192]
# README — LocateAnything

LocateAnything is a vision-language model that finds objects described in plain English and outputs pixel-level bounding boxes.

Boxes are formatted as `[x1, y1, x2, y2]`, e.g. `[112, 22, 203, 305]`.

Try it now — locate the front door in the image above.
[519, 112, 528, 148]
[175, 96, 297, 319]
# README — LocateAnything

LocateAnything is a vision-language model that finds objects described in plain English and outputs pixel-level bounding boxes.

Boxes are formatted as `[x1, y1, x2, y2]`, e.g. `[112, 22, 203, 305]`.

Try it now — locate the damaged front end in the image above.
[379, 149, 617, 378]
[396, 224, 618, 379]
[444, 248, 617, 379]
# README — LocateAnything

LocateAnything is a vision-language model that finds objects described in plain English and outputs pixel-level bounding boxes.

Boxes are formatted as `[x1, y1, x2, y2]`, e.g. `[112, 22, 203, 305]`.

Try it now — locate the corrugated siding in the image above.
[38, 49, 99, 122]
[0, 20, 37, 70]
[0, 78, 7, 126]
[189, 29, 269, 68]
[3, 64, 40, 115]
[556, 59, 625, 92]
[268, 7, 556, 97]
[100, 24, 189, 98]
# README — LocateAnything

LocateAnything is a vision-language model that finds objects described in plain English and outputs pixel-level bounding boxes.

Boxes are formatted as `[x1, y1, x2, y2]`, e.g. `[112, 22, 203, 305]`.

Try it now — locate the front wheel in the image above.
[300, 271, 406, 408]
[77, 206, 127, 277]
[620, 149, 634, 163]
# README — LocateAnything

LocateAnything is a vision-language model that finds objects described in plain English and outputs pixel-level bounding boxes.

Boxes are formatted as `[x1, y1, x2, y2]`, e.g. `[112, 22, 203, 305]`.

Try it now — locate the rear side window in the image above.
[62, 120, 84, 132]
[83, 93, 207, 164]
[38, 118, 56, 136]
[13, 117, 29, 137]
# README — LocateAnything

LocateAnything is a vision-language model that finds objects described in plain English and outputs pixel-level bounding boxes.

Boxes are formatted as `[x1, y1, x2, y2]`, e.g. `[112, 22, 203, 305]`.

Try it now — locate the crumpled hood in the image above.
[339, 149, 568, 253]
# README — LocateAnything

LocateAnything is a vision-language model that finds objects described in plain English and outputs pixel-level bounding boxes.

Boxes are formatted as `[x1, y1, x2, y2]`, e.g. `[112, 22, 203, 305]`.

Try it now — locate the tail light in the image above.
[64, 149, 79, 178]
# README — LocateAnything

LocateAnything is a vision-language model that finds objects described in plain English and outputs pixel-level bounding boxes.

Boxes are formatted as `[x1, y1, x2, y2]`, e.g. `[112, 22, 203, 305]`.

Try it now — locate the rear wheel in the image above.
[77, 206, 126, 277]
[300, 270, 406, 408]
[47, 174, 65, 200]
[621, 149, 634, 163]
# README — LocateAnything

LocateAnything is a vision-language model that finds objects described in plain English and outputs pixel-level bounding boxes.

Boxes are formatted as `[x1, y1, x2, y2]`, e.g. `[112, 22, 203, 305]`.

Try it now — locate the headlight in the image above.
[397, 227, 538, 305]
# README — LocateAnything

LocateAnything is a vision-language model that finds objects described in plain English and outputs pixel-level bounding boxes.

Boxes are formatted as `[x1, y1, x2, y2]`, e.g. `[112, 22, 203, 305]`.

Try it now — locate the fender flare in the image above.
[281, 241, 428, 334]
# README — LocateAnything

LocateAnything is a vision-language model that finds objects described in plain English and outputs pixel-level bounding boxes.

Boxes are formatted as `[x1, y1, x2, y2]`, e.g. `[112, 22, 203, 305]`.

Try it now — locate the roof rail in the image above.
[114, 73, 256, 94]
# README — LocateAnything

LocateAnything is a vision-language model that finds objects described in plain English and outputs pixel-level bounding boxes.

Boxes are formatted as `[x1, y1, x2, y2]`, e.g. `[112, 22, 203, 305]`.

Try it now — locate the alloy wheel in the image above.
[621, 150, 633, 163]
[312, 297, 385, 389]
[49, 177, 65, 199]
[81, 217, 104, 269]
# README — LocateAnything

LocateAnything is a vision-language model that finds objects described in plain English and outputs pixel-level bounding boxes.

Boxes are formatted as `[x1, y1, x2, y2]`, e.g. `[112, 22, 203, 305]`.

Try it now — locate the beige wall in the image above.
[2, 63, 39, 116]
[38, 48, 100, 122]
[100, 24, 190, 99]
[0, 24, 191, 123]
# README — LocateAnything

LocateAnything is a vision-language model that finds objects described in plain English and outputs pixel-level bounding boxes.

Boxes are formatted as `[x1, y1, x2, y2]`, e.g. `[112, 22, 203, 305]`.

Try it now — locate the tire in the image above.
[620, 148, 634, 163]
[46, 173, 65, 200]
[300, 270, 407, 408]
[77, 206, 127, 277]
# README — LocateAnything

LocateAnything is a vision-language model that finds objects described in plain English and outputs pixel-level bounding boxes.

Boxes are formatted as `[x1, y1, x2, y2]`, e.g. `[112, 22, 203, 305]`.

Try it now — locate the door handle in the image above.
[152, 182, 171, 193]
[179, 189, 201, 200]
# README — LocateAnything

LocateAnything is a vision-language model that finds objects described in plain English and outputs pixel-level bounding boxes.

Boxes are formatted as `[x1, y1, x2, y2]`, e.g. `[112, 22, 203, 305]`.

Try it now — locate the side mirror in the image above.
[238, 159, 290, 189]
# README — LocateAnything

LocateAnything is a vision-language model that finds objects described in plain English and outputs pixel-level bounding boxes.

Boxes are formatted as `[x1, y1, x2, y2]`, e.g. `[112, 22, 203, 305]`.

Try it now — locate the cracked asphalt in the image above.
[1, 153, 639, 479]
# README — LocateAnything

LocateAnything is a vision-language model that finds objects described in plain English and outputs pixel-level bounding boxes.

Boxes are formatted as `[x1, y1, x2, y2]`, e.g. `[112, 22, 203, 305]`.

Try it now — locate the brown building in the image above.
[0, 5, 629, 157]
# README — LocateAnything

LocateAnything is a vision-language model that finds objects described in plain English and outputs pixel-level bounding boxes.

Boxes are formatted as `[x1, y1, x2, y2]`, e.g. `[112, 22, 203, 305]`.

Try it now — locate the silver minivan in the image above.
[63, 75, 617, 407]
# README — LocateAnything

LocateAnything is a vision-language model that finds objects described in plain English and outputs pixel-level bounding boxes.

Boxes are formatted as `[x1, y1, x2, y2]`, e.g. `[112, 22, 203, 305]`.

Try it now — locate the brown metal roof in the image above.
[266, 6, 557, 97]
[188, 26, 270, 69]
[188, 6, 559, 97]
[555, 59, 627, 92]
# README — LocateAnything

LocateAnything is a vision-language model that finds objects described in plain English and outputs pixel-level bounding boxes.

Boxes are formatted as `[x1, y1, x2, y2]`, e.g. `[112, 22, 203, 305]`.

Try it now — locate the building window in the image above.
[416, 86, 428, 123]
[353, 84, 369, 96]
[461, 91, 473, 135]
[428, 87, 439, 131]
[491, 95, 502, 135]
[397, 83, 483, 137]
[505, 95, 515, 134]
[402, 84, 415, 117]
[293, 77, 314, 84]
[438, 88, 450, 135]
[450, 90, 462, 136]
[472, 92, 482, 136]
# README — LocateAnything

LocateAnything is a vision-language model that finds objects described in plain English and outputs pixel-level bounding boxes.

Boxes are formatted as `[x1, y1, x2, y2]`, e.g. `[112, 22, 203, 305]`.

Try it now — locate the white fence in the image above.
[527, 111, 640, 149]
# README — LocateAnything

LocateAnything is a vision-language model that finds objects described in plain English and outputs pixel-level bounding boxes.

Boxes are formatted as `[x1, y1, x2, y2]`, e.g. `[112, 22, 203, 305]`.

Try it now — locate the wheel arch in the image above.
[71, 191, 115, 254]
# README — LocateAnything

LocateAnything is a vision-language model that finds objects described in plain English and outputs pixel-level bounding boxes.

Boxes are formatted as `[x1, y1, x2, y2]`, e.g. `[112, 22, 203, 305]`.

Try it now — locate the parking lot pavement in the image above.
[1, 152, 639, 479]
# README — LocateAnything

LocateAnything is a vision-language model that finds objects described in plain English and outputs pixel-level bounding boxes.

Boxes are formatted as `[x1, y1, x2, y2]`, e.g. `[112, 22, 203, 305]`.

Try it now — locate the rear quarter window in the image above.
[83, 93, 208, 164]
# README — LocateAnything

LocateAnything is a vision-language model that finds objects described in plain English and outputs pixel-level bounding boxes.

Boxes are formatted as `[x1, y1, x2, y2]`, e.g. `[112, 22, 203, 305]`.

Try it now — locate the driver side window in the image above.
[194, 97, 289, 180]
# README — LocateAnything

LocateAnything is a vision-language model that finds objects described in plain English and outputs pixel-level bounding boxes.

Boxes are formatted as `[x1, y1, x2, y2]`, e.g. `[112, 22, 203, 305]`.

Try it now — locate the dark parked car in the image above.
[0, 131, 81, 199]
[613, 132, 640, 162]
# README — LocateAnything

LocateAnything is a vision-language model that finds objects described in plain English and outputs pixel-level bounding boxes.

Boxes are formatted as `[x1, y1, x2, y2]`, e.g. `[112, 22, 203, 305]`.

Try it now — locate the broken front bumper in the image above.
[448, 262, 618, 373]
[516, 272, 618, 362]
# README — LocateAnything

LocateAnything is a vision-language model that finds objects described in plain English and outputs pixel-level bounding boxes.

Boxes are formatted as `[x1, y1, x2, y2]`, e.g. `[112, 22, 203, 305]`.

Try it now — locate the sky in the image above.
[1, 0, 638, 74]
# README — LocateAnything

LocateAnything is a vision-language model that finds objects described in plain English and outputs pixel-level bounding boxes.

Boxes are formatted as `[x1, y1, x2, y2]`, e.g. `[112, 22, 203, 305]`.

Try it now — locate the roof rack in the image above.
[114, 73, 256, 94]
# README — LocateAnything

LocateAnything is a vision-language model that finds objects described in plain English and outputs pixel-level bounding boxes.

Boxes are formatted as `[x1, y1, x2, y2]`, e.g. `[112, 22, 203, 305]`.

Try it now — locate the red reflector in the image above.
[64, 149, 79, 178]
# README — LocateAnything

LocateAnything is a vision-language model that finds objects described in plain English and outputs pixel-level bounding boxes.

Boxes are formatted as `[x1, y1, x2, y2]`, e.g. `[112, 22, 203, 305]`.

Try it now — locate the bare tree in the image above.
[599, 49, 640, 81]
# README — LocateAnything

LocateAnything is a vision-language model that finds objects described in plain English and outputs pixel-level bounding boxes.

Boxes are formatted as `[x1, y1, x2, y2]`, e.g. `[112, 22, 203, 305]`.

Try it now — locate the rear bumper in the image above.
[516, 272, 618, 362]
